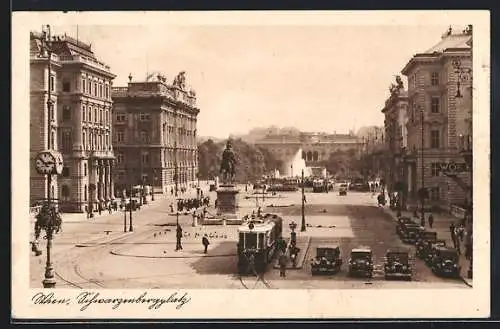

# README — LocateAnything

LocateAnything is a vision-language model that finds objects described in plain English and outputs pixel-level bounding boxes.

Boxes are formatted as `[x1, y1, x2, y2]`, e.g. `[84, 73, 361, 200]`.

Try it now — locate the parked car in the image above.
[209, 184, 217, 192]
[338, 183, 348, 196]
[348, 247, 373, 278]
[311, 245, 343, 275]
[415, 231, 438, 259]
[424, 240, 447, 265]
[123, 198, 141, 211]
[430, 246, 461, 277]
[396, 217, 415, 235]
[400, 223, 425, 244]
[384, 248, 412, 280]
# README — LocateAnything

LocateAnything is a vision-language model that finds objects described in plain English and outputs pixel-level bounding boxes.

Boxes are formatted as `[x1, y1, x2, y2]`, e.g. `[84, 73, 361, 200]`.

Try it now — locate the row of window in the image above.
[82, 105, 111, 126]
[82, 129, 111, 151]
[81, 76, 110, 99]
[115, 150, 197, 166]
[408, 72, 440, 90]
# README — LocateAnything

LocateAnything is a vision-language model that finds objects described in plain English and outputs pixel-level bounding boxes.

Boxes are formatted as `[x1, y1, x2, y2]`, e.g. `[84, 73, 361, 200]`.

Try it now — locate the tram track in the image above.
[51, 227, 158, 289]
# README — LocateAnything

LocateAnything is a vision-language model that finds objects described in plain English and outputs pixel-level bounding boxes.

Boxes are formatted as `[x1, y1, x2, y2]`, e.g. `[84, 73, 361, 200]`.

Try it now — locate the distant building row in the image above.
[29, 29, 200, 213]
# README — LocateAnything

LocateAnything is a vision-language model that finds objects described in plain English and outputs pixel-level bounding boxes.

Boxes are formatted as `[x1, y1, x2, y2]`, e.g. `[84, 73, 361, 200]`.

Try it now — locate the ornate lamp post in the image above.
[419, 106, 426, 227]
[32, 25, 65, 288]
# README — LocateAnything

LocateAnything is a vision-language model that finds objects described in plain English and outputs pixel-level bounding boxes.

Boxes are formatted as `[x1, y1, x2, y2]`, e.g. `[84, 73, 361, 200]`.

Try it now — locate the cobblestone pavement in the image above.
[29, 187, 471, 289]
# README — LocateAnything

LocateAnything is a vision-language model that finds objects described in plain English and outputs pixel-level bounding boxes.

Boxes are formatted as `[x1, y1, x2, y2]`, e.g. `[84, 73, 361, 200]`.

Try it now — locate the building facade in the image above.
[30, 30, 116, 213]
[381, 79, 409, 202]
[401, 26, 472, 211]
[111, 72, 200, 196]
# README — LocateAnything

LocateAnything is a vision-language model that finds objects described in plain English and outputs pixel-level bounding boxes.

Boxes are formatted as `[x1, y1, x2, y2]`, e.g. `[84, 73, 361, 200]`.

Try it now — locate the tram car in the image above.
[237, 213, 283, 275]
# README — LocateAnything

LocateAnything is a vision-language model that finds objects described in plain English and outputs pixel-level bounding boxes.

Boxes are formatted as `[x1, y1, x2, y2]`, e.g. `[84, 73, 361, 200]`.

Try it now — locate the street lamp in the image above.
[301, 169, 306, 232]
[419, 106, 426, 227]
[32, 25, 66, 288]
[129, 184, 133, 232]
[151, 169, 156, 201]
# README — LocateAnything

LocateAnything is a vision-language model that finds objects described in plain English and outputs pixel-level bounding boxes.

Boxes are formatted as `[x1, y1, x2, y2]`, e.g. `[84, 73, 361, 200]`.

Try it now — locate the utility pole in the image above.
[301, 169, 306, 232]
[129, 184, 133, 232]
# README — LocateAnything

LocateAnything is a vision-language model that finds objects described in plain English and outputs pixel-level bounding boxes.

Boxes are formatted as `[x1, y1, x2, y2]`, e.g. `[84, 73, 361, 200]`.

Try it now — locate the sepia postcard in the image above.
[12, 10, 490, 320]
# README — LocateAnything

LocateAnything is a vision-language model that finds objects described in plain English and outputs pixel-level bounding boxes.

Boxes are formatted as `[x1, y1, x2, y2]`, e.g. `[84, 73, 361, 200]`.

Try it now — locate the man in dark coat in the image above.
[176, 224, 183, 251]
[428, 214, 434, 228]
[202, 234, 210, 254]
[279, 253, 288, 277]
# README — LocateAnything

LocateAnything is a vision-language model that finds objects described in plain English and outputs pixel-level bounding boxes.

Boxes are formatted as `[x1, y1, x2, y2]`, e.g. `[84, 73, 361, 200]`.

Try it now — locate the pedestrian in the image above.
[428, 214, 434, 228]
[108, 203, 112, 214]
[170, 204, 174, 213]
[202, 234, 210, 254]
[458, 225, 465, 242]
[257, 206, 262, 217]
[279, 252, 288, 277]
[98, 203, 102, 216]
[303, 194, 307, 204]
[171, 188, 174, 196]
[176, 224, 183, 251]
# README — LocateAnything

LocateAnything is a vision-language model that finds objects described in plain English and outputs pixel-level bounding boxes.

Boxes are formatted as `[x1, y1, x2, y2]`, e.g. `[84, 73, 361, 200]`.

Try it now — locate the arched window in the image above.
[82, 131, 86, 149]
[84, 163, 87, 176]
[88, 106, 92, 122]
[313, 151, 319, 162]
[84, 185, 87, 201]
[306, 151, 313, 161]
[61, 185, 70, 201]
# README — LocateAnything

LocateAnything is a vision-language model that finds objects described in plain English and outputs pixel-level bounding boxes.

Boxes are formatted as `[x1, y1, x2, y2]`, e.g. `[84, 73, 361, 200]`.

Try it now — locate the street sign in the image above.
[438, 161, 468, 175]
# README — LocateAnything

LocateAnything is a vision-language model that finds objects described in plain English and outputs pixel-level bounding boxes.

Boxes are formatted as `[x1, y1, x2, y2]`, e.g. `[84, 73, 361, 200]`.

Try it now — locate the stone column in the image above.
[103, 160, 109, 201]
[74, 100, 83, 151]
[92, 160, 99, 210]
[99, 160, 105, 202]
[110, 159, 115, 199]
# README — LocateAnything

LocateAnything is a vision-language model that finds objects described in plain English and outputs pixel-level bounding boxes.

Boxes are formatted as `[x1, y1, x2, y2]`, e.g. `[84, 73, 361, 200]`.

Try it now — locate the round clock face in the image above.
[35, 151, 56, 175]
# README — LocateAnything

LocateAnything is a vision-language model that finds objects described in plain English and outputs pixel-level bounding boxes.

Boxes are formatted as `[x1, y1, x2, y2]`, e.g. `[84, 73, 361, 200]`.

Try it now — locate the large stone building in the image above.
[400, 26, 472, 211]
[111, 72, 200, 196]
[381, 77, 409, 203]
[30, 29, 116, 213]
[256, 131, 363, 172]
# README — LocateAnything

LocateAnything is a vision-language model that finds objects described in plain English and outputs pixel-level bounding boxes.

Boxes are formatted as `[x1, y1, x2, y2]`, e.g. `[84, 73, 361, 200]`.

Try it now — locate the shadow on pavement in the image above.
[189, 241, 237, 275]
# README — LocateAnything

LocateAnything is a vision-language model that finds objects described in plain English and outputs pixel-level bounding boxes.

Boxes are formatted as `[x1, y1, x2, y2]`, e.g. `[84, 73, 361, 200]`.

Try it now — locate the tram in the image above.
[237, 213, 284, 274]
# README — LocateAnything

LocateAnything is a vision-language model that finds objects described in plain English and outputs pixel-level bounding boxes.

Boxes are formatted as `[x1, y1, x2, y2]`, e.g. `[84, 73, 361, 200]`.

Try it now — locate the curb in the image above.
[109, 250, 237, 259]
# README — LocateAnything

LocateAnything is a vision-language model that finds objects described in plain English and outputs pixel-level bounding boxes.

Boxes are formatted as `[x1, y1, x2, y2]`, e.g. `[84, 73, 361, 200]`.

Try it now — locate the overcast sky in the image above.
[50, 24, 450, 138]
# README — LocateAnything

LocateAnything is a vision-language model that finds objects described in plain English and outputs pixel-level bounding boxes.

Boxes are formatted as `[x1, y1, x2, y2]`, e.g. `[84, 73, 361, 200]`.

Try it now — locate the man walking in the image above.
[176, 224, 183, 251]
[428, 214, 434, 229]
[202, 234, 210, 254]
[279, 252, 288, 277]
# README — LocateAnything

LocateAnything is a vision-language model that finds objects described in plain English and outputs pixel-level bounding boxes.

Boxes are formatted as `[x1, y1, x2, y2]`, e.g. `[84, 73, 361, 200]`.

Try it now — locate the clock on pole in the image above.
[35, 150, 64, 175]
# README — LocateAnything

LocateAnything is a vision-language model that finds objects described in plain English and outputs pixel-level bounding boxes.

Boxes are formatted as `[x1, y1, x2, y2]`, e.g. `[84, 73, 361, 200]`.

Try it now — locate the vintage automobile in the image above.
[348, 247, 373, 278]
[430, 246, 461, 277]
[396, 217, 415, 235]
[124, 198, 141, 211]
[424, 240, 448, 265]
[209, 184, 217, 192]
[415, 231, 438, 259]
[338, 183, 348, 196]
[400, 223, 425, 244]
[384, 248, 412, 280]
[310, 245, 343, 275]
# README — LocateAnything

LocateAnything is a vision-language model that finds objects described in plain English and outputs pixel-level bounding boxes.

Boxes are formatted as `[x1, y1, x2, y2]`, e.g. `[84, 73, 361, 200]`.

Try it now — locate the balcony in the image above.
[58, 54, 111, 72]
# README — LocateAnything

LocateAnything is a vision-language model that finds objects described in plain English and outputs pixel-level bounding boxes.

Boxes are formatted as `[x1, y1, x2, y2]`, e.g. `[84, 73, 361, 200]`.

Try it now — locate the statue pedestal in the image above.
[216, 184, 239, 220]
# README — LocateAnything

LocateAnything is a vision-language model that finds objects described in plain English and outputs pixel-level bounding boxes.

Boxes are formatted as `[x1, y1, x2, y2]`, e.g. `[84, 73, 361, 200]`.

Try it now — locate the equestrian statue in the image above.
[220, 139, 237, 184]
